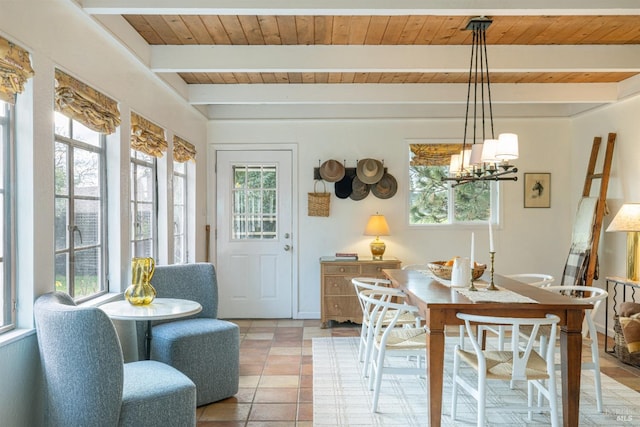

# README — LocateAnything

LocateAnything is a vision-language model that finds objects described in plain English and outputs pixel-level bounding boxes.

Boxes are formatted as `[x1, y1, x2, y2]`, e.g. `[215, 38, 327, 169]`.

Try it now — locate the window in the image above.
[173, 161, 187, 263]
[0, 101, 15, 332]
[232, 164, 277, 240]
[54, 112, 108, 301]
[130, 149, 157, 258]
[409, 143, 496, 225]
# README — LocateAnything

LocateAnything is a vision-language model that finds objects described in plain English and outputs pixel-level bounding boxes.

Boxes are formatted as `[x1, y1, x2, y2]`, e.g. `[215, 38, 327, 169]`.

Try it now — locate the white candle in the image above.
[470, 232, 475, 268]
[489, 220, 494, 252]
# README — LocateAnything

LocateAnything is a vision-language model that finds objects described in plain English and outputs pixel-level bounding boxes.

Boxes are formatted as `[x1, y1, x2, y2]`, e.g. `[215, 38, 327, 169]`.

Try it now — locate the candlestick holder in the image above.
[468, 264, 478, 291]
[487, 251, 498, 290]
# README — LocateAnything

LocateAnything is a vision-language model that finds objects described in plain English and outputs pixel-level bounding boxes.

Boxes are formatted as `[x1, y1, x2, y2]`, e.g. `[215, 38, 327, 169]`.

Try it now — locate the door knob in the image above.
[284, 245, 291, 251]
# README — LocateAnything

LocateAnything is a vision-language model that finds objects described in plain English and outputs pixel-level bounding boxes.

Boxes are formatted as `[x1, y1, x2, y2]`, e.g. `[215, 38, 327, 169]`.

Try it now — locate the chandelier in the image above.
[443, 17, 518, 187]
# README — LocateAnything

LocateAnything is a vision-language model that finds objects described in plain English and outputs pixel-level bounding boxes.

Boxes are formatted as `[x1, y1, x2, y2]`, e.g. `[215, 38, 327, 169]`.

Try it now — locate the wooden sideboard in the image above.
[320, 256, 401, 328]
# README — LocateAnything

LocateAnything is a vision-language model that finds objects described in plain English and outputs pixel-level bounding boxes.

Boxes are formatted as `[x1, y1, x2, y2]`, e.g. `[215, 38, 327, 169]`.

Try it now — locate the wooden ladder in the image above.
[582, 132, 616, 287]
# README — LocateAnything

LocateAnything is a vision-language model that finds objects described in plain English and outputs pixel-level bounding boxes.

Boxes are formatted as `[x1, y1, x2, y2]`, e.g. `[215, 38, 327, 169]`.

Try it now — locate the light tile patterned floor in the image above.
[196, 320, 640, 426]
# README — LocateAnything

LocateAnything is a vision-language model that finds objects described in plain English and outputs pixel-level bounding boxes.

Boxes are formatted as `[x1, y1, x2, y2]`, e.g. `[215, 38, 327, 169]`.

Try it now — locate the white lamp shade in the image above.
[449, 154, 461, 173]
[470, 144, 484, 165]
[364, 214, 390, 236]
[460, 149, 472, 169]
[481, 139, 499, 162]
[496, 133, 519, 160]
[606, 203, 640, 232]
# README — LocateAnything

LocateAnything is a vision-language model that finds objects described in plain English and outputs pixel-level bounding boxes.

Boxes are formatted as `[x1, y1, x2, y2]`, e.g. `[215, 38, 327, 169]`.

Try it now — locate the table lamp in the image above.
[364, 213, 390, 260]
[606, 203, 640, 281]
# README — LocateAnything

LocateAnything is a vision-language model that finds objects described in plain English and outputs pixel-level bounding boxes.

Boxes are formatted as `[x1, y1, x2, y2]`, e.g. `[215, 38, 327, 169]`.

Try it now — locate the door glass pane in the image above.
[55, 198, 69, 250]
[74, 248, 100, 298]
[54, 142, 68, 195]
[74, 148, 100, 197]
[72, 120, 101, 147]
[74, 199, 101, 247]
[136, 202, 153, 239]
[55, 253, 69, 293]
[231, 164, 277, 240]
[54, 112, 70, 138]
[136, 165, 154, 202]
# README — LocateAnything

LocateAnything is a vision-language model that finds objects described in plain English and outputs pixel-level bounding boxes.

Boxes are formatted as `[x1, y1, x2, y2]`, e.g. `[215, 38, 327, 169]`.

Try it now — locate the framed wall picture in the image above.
[524, 173, 551, 208]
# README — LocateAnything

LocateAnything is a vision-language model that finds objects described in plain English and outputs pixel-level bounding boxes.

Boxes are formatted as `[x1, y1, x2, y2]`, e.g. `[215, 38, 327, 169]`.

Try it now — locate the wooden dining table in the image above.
[383, 269, 593, 427]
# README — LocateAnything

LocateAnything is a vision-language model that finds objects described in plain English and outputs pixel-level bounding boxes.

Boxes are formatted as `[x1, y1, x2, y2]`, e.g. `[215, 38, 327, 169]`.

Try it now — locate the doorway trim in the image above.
[208, 143, 299, 318]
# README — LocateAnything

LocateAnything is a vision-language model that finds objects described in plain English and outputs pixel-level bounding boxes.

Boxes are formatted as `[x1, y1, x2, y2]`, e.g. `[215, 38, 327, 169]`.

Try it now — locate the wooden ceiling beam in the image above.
[187, 82, 619, 105]
[150, 45, 640, 73]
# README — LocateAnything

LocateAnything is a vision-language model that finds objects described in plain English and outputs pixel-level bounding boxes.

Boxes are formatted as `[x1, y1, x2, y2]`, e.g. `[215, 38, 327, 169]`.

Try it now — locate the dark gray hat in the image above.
[371, 173, 398, 199]
[350, 176, 370, 201]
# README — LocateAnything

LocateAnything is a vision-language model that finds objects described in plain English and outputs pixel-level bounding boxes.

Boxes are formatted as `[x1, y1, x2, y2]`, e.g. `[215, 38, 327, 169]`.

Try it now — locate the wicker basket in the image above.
[613, 315, 640, 367]
[427, 261, 486, 281]
[308, 180, 330, 217]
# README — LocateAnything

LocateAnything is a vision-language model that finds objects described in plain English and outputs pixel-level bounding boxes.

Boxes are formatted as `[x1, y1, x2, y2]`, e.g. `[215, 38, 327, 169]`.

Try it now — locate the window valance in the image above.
[131, 112, 167, 158]
[54, 69, 120, 134]
[173, 136, 196, 163]
[0, 37, 34, 104]
[410, 143, 462, 167]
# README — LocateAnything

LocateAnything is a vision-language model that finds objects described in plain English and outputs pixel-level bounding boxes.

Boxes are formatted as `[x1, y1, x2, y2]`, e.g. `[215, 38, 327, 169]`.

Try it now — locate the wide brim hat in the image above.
[350, 176, 370, 201]
[319, 159, 345, 182]
[371, 173, 398, 199]
[356, 158, 384, 184]
[335, 169, 355, 199]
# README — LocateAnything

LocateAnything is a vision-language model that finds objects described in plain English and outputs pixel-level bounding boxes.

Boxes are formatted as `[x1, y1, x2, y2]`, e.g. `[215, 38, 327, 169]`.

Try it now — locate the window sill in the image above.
[81, 292, 123, 307]
[0, 328, 36, 348]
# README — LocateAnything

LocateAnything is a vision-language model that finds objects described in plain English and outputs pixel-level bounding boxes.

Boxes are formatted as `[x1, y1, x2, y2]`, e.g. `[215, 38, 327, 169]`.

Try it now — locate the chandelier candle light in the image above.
[442, 17, 519, 187]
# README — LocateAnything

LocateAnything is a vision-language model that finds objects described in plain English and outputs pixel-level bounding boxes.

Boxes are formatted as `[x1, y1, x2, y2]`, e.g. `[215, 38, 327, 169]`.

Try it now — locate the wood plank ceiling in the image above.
[124, 15, 640, 85]
[82, 1, 640, 118]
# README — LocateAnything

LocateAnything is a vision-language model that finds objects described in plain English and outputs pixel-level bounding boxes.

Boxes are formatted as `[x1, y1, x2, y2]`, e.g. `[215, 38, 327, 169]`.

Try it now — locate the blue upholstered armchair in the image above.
[34, 292, 196, 427]
[145, 263, 240, 406]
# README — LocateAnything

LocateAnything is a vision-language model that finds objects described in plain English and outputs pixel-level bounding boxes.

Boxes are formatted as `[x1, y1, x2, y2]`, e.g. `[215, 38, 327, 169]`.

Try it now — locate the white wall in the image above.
[571, 95, 640, 328]
[208, 116, 575, 318]
[0, 1, 207, 425]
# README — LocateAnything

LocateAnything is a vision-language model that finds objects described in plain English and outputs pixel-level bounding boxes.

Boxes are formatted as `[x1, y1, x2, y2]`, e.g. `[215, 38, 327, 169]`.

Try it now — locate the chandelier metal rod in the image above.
[443, 16, 518, 186]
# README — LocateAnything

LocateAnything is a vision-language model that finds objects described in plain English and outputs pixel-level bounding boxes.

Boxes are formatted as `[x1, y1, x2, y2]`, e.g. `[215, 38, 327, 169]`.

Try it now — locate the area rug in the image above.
[313, 337, 640, 426]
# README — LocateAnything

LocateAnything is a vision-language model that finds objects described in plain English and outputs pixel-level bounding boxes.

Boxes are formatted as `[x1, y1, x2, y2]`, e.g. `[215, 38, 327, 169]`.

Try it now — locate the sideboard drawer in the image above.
[361, 263, 396, 276]
[324, 277, 356, 296]
[322, 264, 360, 275]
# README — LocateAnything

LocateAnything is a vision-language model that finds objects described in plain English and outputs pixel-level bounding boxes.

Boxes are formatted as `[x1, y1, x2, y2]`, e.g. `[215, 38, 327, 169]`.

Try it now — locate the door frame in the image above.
[208, 143, 299, 318]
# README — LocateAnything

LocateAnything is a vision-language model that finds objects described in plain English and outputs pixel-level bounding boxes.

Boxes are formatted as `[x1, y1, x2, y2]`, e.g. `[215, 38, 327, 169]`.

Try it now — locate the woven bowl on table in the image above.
[427, 261, 486, 281]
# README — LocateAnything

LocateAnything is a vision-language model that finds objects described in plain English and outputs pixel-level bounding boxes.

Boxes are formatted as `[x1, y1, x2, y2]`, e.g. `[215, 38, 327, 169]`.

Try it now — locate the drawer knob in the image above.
[339, 267, 345, 272]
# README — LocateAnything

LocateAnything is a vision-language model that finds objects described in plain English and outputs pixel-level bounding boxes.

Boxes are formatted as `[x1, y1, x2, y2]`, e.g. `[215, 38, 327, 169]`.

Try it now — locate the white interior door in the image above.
[215, 150, 293, 318]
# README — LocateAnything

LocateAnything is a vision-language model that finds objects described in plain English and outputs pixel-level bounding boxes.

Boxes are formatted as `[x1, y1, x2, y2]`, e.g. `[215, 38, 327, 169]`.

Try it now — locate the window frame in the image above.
[172, 160, 187, 263]
[408, 141, 499, 227]
[0, 101, 16, 334]
[130, 149, 158, 259]
[53, 112, 109, 303]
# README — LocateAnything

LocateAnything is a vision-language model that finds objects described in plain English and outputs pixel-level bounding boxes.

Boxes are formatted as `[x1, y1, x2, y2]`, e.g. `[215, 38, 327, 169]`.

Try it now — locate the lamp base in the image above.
[370, 238, 386, 260]
[626, 232, 640, 281]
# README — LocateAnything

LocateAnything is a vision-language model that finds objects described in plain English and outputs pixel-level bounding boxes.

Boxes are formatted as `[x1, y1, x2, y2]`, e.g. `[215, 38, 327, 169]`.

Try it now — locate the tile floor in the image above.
[196, 319, 640, 426]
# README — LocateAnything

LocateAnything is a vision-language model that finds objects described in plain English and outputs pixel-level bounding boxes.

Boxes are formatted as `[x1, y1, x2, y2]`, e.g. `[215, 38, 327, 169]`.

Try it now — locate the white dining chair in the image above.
[352, 277, 421, 377]
[452, 312, 561, 427]
[359, 291, 427, 412]
[480, 274, 555, 350]
[532, 285, 608, 412]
